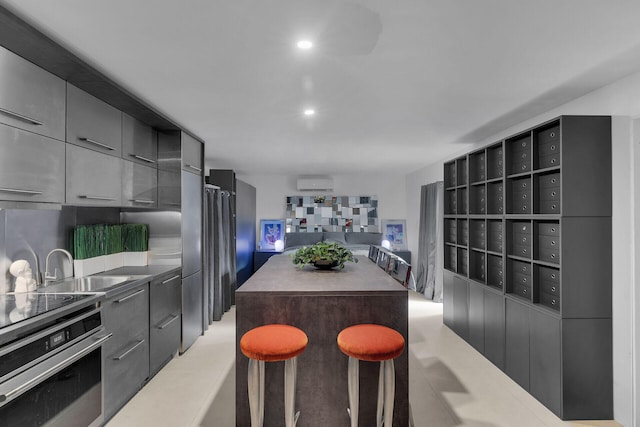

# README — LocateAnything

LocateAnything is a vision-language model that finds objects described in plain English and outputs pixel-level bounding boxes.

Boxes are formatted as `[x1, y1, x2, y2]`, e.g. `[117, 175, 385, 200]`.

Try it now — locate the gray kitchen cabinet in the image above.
[0, 124, 65, 204]
[181, 270, 203, 353]
[530, 308, 561, 416]
[483, 289, 505, 370]
[180, 169, 203, 353]
[451, 274, 468, 341]
[181, 131, 203, 175]
[149, 270, 182, 377]
[181, 171, 203, 277]
[157, 169, 181, 210]
[0, 46, 66, 140]
[442, 272, 454, 328]
[157, 130, 182, 209]
[66, 84, 122, 156]
[102, 283, 150, 421]
[122, 113, 157, 167]
[468, 281, 484, 353]
[66, 144, 123, 206]
[122, 161, 158, 208]
[505, 298, 530, 390]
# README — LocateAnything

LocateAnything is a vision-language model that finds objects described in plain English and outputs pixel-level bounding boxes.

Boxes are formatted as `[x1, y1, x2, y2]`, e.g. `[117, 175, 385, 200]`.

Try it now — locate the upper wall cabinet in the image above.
[66, 84, 122, 156]
[66, 144, 123, 206]
[122, 161, 158, 208]
[122, 113, 157, 167]
[0, 46, 65, 141]
[0, 124, 65, 204]
[157, 130, 182, 210]
[181, 132, 203, 175]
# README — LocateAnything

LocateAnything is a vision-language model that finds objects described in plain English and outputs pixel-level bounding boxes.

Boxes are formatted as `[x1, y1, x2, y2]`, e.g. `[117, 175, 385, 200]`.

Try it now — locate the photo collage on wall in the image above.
[285, 196, 378, 232]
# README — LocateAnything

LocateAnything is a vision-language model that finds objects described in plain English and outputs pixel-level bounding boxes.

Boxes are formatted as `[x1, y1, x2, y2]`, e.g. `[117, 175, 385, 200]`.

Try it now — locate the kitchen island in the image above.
[236, 255, 408, 427]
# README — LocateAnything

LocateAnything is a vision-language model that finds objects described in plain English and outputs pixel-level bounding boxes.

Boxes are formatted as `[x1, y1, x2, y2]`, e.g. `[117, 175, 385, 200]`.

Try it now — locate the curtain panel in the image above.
[415, 181, 444, 301]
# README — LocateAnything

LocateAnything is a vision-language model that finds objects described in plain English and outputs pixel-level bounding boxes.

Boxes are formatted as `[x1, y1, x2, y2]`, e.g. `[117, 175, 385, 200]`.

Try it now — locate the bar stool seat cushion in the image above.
[337, 324, 405, 362]
[241, 324, 308, 362]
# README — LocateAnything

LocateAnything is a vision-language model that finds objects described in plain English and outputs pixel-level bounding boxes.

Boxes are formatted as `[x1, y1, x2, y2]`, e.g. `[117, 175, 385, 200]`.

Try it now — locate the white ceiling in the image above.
[2, 0, 640, 175]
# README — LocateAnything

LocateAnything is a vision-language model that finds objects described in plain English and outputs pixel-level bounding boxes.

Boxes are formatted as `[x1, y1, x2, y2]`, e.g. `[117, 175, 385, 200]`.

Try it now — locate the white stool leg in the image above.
[347, 356, 359, 427]
[376, 361, 385, 427]
[247, 358, 265, 427]
[383, 359, 395, 427]
[284, 356, 298, 427]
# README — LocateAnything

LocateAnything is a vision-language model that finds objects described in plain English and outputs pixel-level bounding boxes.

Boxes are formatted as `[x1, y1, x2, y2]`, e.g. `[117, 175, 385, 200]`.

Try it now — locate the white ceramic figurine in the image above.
[9, 259, 37, 293]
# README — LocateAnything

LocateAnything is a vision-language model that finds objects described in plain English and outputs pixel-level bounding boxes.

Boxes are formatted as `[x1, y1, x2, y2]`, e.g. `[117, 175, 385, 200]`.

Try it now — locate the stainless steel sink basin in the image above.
[42, 275, 148, 293]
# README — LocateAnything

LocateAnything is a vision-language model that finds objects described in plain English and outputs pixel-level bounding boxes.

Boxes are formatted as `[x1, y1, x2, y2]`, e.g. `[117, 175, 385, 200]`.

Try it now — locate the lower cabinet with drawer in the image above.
[102, 282, 150, 421]
[149, 270, 182, 377]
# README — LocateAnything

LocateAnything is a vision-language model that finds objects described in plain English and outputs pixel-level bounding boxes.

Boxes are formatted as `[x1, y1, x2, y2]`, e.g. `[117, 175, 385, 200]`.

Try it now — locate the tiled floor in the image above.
[107, 291, 622, 427]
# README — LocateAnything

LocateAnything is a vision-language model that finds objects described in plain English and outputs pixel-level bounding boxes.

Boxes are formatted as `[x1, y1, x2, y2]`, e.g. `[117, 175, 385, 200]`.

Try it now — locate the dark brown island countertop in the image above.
[237, 254, 407, 295]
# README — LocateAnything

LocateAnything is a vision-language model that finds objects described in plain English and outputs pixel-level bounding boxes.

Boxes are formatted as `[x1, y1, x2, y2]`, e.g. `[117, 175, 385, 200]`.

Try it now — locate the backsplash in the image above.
[285, 195, 378, 233]
[0, 207, 120, 293]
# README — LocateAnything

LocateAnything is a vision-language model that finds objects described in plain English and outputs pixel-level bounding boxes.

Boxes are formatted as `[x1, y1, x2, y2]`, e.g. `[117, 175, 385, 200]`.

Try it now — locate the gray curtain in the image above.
[204, 186, 224, 322]
[221, 191, 237, 312]
[415, 181, 444, 301]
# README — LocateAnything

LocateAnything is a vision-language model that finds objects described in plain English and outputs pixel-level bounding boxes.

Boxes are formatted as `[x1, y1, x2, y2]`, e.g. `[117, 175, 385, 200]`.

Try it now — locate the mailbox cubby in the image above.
[487, 143, 504, 179]
[470, 183, 486, 214]
[469, 150, 486, 183]
[506, 133, 532, 175]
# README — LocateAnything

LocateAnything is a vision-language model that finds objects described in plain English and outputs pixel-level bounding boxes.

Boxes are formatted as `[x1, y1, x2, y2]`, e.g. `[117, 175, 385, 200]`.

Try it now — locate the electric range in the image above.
[0, 292, 107, 426]
[0, 293, 102, 347]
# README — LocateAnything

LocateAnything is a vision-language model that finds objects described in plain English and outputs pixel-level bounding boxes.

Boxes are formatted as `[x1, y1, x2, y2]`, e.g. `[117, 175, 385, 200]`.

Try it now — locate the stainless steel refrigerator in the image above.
[180, 170, 203, 353]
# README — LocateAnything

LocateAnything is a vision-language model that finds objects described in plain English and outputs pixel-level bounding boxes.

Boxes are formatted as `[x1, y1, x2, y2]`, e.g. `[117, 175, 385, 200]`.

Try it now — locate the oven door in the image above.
[0, 331, 111, 427]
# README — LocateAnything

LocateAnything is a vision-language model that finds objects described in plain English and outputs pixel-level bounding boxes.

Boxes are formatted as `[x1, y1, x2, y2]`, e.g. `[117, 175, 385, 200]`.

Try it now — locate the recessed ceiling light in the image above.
[303, 108, 316, 116]
[297, 40, 313, 50]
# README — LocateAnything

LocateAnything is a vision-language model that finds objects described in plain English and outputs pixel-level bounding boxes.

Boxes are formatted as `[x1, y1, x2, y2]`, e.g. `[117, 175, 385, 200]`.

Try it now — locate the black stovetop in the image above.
[0, 293, 95, 330]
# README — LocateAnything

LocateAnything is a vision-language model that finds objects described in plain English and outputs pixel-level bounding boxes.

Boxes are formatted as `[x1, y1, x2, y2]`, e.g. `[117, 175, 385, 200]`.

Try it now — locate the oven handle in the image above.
[0, 333, 112, 405]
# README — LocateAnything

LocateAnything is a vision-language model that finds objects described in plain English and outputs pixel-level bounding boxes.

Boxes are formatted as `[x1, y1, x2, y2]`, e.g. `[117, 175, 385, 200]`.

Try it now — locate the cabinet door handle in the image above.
[0, 107, 44, 125]
[158, 314, 179, 330]
[0, 187, 43, 195]
[161, 275, 181, 285]
[185, 164, 202, 172]
[79, 137, 115, 151]
[131, 199, 155, 204]
[114, 288, 146, 303]
[79, 195, 116, 201]
[113, 339, 145, 361]
[130, 154, 156, 163]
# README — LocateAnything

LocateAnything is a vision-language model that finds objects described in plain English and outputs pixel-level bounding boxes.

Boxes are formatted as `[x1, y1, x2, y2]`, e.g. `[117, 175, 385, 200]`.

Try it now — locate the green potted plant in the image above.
[291, 241, 358, 270]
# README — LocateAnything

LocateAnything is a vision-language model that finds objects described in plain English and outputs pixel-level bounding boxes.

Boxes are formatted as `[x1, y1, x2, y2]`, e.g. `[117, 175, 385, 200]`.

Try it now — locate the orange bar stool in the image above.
[337, 324, 405, 427]
[240, 324, 308, 427]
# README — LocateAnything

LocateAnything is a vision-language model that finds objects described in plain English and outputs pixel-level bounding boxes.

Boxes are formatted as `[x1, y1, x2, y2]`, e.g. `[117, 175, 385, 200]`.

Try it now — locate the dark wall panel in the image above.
[235, 179, 256, 287]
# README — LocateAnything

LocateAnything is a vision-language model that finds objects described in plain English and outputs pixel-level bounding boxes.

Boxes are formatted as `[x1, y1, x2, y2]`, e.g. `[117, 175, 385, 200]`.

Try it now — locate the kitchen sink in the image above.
[41, 275, 148, 293]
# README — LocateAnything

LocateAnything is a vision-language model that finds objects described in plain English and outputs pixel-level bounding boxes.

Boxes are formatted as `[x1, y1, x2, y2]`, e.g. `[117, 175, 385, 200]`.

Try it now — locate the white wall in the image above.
[406, 70, 640, 426]
[236, 172, 408, 245]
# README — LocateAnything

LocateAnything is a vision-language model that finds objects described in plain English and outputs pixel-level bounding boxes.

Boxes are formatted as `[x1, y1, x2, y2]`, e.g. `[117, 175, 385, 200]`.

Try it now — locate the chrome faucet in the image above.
[44, 249, 74, 286]
[26, 246, 42, 286]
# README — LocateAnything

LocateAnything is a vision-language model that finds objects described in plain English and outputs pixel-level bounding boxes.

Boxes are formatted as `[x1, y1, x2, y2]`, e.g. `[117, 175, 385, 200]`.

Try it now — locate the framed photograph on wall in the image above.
[259, 219, 285, 251]
[381, 219, 407, 250]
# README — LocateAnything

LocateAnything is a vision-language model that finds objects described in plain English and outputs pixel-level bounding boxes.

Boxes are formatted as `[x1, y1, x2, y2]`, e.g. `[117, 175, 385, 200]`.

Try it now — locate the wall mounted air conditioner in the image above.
[296, 176, 334, 191]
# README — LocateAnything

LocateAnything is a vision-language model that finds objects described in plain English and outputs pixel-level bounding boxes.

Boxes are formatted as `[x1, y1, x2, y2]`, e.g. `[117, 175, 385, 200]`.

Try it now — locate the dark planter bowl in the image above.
[313, 260, 339, 270]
